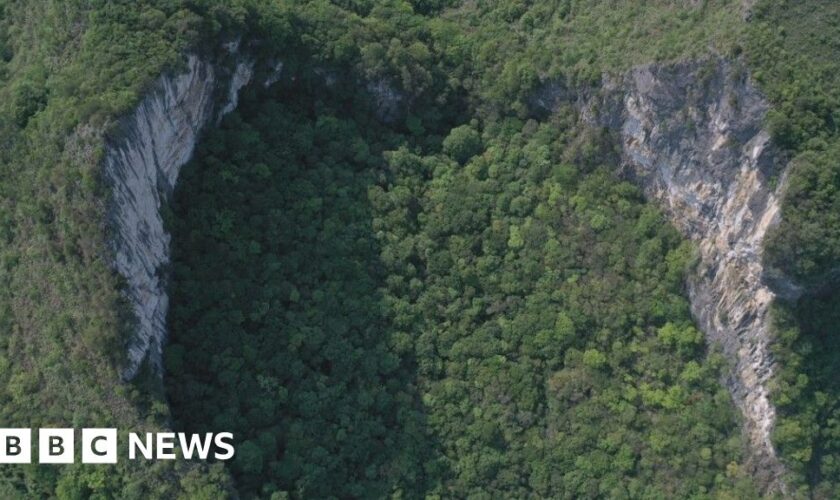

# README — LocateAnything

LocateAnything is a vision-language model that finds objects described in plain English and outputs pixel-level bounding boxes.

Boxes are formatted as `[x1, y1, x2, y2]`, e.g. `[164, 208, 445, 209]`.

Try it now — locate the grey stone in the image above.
[104, 54, 254, 379]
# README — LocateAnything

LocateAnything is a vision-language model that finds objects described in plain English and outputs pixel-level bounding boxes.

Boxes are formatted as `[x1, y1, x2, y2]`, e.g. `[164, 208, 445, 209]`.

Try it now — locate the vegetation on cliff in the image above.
[743, 1, 840, 496]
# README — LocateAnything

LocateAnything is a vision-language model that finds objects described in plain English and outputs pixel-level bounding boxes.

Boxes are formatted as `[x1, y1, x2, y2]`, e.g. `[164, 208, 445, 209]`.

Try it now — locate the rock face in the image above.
[105, 54, 254, 379]
[535, 57, 790, 490]
[597, 59, 787, 489]
[105, 51, 402, 381]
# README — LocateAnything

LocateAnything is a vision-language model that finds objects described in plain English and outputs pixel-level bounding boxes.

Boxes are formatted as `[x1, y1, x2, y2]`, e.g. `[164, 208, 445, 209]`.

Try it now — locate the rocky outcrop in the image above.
[609, 59, 785, 487]
[219, 60, 254, 118]
[600, 59, 787, 490]
[105, 53, 256, 379]
[536, 57, 790, 490]
[104, 49, 407, 381]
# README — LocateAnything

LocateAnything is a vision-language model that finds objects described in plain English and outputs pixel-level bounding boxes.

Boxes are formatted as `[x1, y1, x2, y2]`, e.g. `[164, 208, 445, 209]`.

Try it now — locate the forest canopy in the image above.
[0, 0, 838, 498]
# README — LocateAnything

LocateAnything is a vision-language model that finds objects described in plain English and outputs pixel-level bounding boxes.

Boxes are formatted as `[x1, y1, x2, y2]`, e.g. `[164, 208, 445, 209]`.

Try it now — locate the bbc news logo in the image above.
[0, 429, 234, 464]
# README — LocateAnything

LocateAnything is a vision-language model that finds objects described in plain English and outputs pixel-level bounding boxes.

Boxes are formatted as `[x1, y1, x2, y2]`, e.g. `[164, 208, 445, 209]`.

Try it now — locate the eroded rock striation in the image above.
[105, 48, 408, 381]
[536, 57, 790, 490]
[613, 59, 785, 487]
[105, 54, 255, 379]
[599, 59, 787, 489]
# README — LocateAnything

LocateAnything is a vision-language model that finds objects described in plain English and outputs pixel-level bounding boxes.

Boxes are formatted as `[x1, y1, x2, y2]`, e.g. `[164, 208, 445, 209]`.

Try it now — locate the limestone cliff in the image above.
[105, 54, 255, 379]
[534, 57, 791, 490]
[598, 59, 788, 489]
[613, 59, 785, 488]
[104, 49, 405, 381]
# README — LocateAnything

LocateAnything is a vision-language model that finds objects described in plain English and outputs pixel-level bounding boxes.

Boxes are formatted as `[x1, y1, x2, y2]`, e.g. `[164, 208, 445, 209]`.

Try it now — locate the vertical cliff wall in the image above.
[597, 59, 788, 489]
[533, 57, 792, 489]
[105, 54, 254, 379]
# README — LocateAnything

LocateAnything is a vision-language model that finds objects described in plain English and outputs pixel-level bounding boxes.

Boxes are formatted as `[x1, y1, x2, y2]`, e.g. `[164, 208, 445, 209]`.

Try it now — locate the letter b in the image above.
[7, 436, 20, 456]
[0, 429, 30, 463]
[39, 429, 74, 464]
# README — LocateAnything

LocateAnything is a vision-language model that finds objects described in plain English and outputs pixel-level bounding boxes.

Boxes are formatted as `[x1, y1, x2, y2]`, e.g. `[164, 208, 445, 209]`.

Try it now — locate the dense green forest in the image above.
[167, 78, 756, 497]
[0, 0, 245, 497]
[0, 0, 838, 498]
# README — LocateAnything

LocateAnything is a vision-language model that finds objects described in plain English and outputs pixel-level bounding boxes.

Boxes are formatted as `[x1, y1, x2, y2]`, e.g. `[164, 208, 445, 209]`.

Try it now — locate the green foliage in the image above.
[747, 0, 840, 286]
[0, 0, 283, 496]
[10, 69, 47, 127]
[745, 1, 840, 493]
[167, 87, 435, 499]
[166, 79, 756, 496]
[764, 145, 840, 285]
[442, 0, 745, 110]
[4, 0, 840, 497]
[768, 295, 840, 496]
[442, 124, 482, 164]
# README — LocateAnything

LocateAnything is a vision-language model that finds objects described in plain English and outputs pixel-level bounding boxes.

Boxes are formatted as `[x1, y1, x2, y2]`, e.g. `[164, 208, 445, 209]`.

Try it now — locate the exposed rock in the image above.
[535, 57, 791, 491]
[597, 58, 788, 491]
[105, 54, 254, 379]
[367, 78, 405, 124]
[263, 60, 285, 88]
[742, 0, 759, 21]
[219, 59, 254, 119]
[105, 52, 402, 381]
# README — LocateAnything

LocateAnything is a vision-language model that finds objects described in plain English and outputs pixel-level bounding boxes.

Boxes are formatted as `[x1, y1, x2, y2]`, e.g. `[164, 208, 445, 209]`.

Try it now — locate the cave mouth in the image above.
[162, 71, 756, 498]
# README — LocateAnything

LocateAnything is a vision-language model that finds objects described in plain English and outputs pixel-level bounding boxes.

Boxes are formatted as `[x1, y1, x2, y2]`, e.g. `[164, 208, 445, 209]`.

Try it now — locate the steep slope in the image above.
[534, 56, 792, 489]
[600, 58, 788, 489]
[105, 52, 255, 378]
[0, 1, 263, 496]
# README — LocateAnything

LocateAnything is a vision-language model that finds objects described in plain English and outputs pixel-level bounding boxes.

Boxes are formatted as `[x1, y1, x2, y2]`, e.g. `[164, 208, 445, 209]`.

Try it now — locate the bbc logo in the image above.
[0, 428, 234, 463]
[0, 429, 117, 464]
